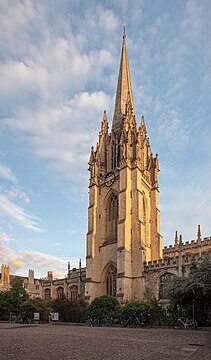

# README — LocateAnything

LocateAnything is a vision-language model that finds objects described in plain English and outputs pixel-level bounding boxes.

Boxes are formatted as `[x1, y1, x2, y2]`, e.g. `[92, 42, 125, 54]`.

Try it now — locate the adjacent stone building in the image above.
[0, 261, 85, 301]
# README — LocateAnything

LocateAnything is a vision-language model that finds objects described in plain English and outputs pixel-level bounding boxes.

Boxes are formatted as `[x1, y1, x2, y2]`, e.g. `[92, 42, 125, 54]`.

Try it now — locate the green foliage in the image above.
[119, 298, 167, 325]
[168, 259, 211, 325]
[0, 279, 29, 320]
[0, 291, 11, 320]
[51, 298, 88, 322]
[86, 295, 120, 320]
[9, 279, 28, 314]
[22, 298, 52, 322]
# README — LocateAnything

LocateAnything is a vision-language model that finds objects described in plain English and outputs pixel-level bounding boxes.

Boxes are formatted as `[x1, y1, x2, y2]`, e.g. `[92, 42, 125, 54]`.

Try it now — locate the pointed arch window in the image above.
[142, 196, 147, 245]
[106, 193, 118, 242]
[69, 285, 78, 301]
[56, 286, 64, 299]
[105, 265, 117, 296]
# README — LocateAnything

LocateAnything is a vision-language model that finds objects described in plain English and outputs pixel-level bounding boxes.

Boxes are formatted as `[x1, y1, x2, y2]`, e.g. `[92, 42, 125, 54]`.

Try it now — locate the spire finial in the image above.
[197, 224, 202, 241]
[175, 230, 178, 245]
[123, 21, 126, 36]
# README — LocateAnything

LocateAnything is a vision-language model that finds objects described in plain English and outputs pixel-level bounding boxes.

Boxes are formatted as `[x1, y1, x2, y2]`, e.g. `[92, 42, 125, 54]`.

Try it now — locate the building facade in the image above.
[0, 261, 85, 302]
[85, 31, 162, 302]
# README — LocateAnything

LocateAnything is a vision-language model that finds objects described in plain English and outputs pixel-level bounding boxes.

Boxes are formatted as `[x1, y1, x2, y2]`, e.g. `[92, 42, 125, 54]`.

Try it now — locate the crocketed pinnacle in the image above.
[112, 32, 135, 133]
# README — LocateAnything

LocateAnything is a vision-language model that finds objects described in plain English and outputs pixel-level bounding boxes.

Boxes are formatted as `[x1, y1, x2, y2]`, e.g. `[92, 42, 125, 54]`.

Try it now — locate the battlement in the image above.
[163, 236, 211, 256]
[144, 251, 210, 271]
[144, 257, 178, 270]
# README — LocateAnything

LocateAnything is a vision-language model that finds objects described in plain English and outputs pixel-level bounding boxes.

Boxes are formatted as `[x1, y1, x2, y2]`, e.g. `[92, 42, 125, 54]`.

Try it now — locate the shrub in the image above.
[51, 298, 88, 322]
[86, 295, 120, 320]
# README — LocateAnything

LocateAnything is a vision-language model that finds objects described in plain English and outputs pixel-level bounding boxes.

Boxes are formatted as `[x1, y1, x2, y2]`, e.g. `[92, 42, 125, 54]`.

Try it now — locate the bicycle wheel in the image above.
[144, 322, 152, 328]
[129, 319, 135, 328]
[173, 320, 183, 329]
[93, 319, 99, 327]
[120, 319, 127, 327]
[187, 320, 197, 330]
[86, 319, 91, 327]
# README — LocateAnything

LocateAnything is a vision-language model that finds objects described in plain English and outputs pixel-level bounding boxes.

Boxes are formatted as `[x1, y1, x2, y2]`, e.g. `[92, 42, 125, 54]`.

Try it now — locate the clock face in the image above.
[105, 172, 115, 187]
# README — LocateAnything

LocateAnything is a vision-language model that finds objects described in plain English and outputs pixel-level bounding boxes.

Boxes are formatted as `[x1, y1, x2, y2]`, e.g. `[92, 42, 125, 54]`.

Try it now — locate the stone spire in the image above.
[112, 31, 135, 134]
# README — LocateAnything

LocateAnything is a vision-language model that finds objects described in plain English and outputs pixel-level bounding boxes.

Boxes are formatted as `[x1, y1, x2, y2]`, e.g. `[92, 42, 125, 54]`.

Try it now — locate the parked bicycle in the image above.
[130, 313, 152, 328]
[85, 317, 99, 327]
[174, 317, 197, 330]
[100, 315, 113, 327]
[120, 313, 152, 328]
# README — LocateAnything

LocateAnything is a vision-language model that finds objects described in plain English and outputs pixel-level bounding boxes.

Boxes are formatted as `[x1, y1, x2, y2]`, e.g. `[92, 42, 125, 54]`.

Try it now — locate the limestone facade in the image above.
[85, 32, 162, 302]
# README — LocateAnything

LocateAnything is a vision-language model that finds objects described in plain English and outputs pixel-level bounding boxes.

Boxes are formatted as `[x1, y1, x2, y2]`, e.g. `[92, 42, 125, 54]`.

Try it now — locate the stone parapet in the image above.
[144, 250, 210, 272]
[163, 237, 211, 257]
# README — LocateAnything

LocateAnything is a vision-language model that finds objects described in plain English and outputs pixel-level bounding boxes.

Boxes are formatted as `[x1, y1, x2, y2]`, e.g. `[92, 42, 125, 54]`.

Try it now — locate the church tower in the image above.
[85, 31, 162, 302]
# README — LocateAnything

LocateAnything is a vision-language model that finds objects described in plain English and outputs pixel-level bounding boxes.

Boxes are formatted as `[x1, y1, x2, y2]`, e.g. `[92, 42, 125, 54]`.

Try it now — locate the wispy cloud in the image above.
[0, 232, 82, 278]
[0, 164, 17, 183]
[5, 186, 30, 204]
[0, 194, 44, 233]
[3, 91, 112, 185]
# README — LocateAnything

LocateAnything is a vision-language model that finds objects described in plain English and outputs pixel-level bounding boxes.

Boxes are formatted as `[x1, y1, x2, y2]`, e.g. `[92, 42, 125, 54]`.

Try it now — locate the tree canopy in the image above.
[168, 259, 211, 325]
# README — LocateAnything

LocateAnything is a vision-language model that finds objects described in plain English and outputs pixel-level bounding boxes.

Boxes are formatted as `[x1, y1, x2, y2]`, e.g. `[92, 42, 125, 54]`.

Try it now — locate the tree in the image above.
[0, 291, 11, 320]
[168, 259, 211, 325]
[51, 298, 87, 322]
[9, 279, 28, 315]
[22, 298, 52, 322]
[0, 279, 28, 320]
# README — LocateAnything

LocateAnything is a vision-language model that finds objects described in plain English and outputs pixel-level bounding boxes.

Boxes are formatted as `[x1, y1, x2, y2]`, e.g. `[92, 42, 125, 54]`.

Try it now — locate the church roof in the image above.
[112, 32, 135, 133]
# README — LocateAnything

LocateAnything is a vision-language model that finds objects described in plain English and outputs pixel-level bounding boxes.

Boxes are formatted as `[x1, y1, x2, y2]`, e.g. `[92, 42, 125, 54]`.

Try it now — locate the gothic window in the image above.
[106, 193, 118, 242]
[142, 196, 147, 245]
[44, 288, 51, 301]
[57, 286, 64, 299]
[69, 285, 78, 301]
[105, 265, 117, 296]
[159, 273, 176, 300]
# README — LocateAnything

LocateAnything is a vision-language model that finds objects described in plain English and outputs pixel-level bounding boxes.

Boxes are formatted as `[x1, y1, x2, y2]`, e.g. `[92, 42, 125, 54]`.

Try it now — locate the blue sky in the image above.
[0, 0, 210, 278]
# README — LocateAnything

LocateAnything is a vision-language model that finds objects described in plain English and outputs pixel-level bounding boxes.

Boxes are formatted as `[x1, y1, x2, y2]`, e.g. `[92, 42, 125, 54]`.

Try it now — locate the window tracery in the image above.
[69, 285, 78, 301]
[106, 193, 118, 242]
[105, 265, 117, 296]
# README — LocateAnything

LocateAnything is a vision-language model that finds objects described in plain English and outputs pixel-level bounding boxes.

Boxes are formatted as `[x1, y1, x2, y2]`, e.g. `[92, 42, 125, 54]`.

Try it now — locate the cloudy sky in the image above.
[0, 0, 210, 278]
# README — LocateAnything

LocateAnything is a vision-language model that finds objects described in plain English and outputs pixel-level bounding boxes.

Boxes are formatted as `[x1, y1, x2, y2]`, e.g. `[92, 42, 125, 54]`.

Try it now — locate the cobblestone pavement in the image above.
[0, 323, 210, 360]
